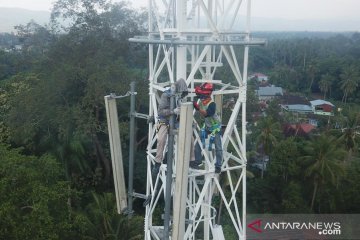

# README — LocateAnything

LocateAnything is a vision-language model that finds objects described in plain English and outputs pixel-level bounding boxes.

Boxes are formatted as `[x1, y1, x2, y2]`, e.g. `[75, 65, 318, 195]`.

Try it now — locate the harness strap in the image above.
[201, 123, 221, 136]
[156, 121, 169, 132]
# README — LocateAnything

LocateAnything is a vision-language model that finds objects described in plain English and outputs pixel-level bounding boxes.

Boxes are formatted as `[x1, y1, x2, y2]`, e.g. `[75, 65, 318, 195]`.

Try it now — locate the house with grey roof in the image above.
[256, 86, 283, 101]
[281, 104, 313, 114]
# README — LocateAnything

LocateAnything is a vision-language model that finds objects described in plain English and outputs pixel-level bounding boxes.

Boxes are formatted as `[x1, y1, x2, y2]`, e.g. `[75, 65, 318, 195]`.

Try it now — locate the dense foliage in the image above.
[0, 0, 359, 238]
[249, 32, 360, 103]
[0, 0, 147, 239]
[246, 32, 360, 214]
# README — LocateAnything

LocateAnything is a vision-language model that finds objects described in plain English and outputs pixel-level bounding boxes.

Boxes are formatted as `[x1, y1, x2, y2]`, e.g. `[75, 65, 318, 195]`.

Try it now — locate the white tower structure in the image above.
[130, 0, 265, 239]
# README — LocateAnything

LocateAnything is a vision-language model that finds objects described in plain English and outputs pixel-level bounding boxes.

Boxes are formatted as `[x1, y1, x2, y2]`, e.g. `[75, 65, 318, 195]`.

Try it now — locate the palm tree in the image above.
[256, 117, 282, 178]
[86, 192, 143, 240]
[338, 112, 360, 161]
[270, 137, 299, 183]
[301, 135, 346, 211]
[319, 73, 335, 100]
[307, 62, 319, 93]
[340, 66, 360, 104]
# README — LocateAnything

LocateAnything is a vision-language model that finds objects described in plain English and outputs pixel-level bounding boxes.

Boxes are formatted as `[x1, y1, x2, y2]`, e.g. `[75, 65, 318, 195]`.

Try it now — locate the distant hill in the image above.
[0, 8, 50, 33]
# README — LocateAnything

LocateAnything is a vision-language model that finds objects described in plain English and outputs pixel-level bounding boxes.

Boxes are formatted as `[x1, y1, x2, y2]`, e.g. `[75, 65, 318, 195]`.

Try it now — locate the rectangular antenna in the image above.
[104, 95, 127, 214]
[172, 103, 193, 240]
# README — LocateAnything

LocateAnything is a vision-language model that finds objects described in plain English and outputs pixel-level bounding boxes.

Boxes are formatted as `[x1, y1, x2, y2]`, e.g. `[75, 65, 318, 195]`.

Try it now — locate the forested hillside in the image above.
[0, 1, 147, 239]
[250, 31, 360, 103]
[0, 0, 359, 239]
[246, 31, 360, 214]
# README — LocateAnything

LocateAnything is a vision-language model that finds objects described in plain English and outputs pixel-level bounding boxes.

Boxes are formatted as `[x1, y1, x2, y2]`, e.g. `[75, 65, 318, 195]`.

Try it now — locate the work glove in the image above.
[173, 107, 180, 115]
[193, 101, 200, 110]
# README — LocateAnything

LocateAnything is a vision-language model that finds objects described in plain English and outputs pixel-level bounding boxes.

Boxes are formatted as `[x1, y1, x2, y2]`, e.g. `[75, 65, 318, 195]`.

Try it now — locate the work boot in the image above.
[152, 162, 161, 177]
[189, 161, 200, 169]
[195, 160, 203, 167]
[215, 166, 221, 174]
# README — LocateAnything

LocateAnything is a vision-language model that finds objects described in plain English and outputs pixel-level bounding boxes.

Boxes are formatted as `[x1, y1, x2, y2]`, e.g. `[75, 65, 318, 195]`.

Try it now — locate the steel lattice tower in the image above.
[130, 0, 264, 239]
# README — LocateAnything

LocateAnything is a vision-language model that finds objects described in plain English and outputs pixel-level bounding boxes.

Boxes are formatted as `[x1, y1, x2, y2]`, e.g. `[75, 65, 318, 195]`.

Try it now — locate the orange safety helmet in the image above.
[195, 82, 213, 96]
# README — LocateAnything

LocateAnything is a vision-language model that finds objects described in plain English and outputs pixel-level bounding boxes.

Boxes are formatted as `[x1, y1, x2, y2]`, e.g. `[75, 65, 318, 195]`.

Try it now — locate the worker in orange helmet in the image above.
[193, 82, 223, 173]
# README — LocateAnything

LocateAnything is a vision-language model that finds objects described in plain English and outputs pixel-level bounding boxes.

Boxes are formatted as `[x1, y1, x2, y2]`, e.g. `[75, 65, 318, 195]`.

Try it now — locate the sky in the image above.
[0, 0, 359, 30]
[0, 0, 359, 20]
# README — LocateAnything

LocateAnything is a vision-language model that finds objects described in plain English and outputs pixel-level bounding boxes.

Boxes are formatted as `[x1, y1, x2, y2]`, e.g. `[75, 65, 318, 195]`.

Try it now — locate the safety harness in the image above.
[199, 99, 221, 135]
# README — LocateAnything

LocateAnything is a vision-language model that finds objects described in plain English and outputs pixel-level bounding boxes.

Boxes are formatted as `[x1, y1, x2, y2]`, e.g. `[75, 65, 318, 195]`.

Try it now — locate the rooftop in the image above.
[310, 99, 334, 107]
[282, 104, 313, 112]
[257, 86, 283, 96]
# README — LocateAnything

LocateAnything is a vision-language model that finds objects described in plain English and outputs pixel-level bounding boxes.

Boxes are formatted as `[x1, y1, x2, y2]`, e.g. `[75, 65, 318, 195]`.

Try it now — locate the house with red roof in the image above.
[283, 123, 316, 137]
[310, 100, 335, 116]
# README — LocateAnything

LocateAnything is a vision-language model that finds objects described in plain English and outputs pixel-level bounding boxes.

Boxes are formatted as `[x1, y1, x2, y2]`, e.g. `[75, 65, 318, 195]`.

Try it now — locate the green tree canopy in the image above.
[301, 134, 346, 211]
[0, 145, 78, 240]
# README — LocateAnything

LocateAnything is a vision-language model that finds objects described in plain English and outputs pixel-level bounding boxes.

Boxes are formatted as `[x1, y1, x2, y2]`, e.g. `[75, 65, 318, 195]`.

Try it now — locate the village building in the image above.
[256, 86, 283, 101]
[310, 99, 335, 116]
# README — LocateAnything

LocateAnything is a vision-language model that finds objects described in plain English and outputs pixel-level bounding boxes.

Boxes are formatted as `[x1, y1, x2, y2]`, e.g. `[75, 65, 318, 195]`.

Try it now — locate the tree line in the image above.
[249, 32, 360, 103]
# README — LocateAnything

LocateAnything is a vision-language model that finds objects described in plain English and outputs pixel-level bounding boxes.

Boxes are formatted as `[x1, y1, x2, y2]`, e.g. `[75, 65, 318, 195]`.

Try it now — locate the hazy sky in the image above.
[0, 0, 359, 21]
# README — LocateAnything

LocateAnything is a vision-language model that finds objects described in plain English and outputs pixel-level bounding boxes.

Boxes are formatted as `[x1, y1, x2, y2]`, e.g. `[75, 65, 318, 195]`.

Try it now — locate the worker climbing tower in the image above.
[129, 0, 265, 239]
